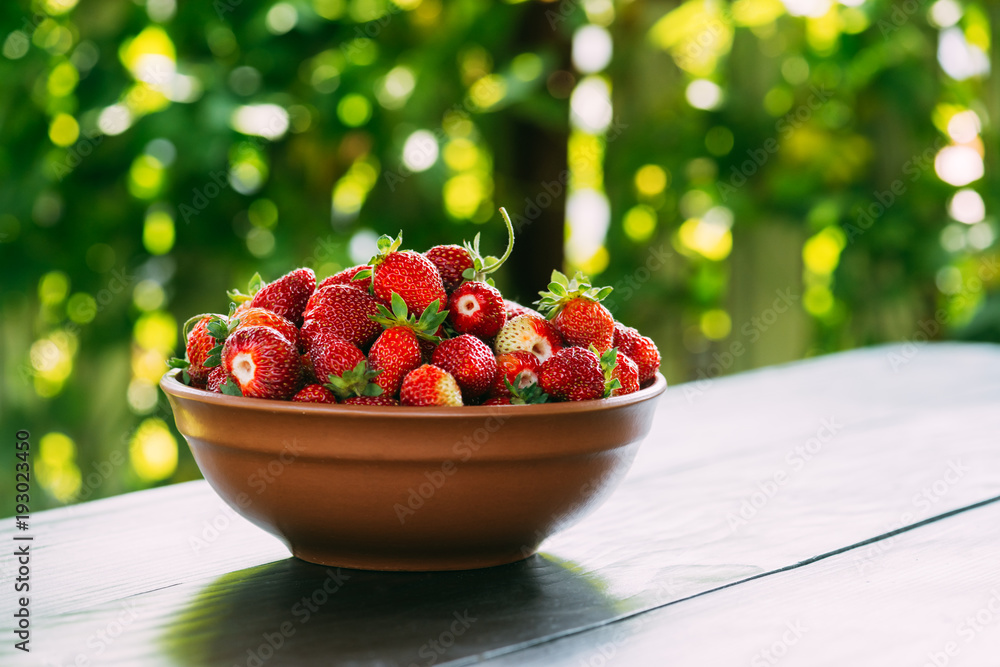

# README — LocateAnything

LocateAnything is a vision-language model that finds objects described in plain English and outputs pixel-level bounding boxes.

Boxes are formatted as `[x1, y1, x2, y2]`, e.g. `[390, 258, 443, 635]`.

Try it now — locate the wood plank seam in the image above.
[441, 492, 1000, 666]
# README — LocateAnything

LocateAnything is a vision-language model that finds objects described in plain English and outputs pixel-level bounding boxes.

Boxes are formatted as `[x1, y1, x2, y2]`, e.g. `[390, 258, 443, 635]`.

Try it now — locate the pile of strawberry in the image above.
[168, 209, 660, 407]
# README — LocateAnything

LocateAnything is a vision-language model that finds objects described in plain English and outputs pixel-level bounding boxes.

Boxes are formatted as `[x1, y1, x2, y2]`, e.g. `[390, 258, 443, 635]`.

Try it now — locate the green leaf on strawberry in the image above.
[324, 361, 385, 400]
[166, 357, 192, 385]
[366, 231, 405, 273]
[505, 373, 549, 405]
[220, 376, 243, 396]
[594, 345, 621, 398]
[371, 292, 448, 342]
[536, 270, 614, 320]
[201, 315, 240, 369]
[227, 272, 265, 304]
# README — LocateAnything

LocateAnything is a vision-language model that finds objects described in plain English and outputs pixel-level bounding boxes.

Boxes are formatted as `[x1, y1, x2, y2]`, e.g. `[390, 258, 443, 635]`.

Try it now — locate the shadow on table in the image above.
[161, 554, 619, 666]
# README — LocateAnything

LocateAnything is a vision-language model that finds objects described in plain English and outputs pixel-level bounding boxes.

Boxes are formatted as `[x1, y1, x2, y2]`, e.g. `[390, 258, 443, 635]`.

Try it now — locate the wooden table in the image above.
[4, 343, 1000, 666]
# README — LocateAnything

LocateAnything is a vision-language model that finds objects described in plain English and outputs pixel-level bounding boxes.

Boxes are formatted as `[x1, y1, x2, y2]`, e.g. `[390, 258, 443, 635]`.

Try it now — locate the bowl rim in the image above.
[160, 370, 667, 418]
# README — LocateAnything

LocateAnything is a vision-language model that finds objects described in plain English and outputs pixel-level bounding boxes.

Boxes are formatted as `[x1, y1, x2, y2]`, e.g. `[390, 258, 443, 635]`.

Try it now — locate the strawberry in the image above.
[424, 245, 473, 292]
[232, 307, 301, 351]
[292, 384, 338, 403]
[482, 396, 512, 406]
[179, 315, 218, 384]
[504, 299, 541, 320]
[443, 209, 516, 337]
[307, 334, 366, 387]
[230, 268, 315, 327]
[490, 351, 541, 396]
[206, 366, 228, 393]
[613, 323, 661, 385]
[363, 233, 446, 316]
[487, 368, 549, 404]
[448, 281, 506, 339]
[343, 394, 400, 406]
[168, 313, 237, 385]
[536, 270, 615, 352]
[494, 314, 563, 363]
[301, 284, 381, 349]
[368, 293, 448, 395]
[609, 351, 640, 396]
[431, 334, 498, 399]
[317, 265, 373, 293]
[323, 361, 386, 401]
[222, 326, 302, 399]
[594, 346, 639, 397]
[369, 327, 422, 396]
[538, 346, 604, 402]
[400, 365, 464, 406]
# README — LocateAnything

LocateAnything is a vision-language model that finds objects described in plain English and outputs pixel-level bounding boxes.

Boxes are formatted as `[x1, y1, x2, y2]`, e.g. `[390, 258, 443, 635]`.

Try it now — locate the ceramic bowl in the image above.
[160, 371, 666, 571]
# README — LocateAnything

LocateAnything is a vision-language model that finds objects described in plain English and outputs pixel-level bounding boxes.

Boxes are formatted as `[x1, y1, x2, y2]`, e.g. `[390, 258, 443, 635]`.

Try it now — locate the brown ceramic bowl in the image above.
[160, 370, 666, 571]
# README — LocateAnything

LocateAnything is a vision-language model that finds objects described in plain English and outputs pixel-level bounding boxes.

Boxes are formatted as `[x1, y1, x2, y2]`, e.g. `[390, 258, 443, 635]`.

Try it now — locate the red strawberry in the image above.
[538, 347, 604, 402]
[369, 326, 422, 395]
[292, 384, 338, 403]
[431, 334, 498, 399]
[369, 234, 446, 316]
[206, 366, 228, 393]
[490, 351, 540, 396]
[494, 314, 563, 363]
[369, 292, 450, 395]
[613, 323, 661, 385]
[425, 245, 473, 292]
[448, 281, 506, 338]
[169, 313, 238, 386]
[301, 284, 381, 349]
[610, 351, 640, 396]
[248, 268, 315, 326]
[222, 326, 302, 399]
[232, 307, 301, 351]
[504, 299, 541, 320]
[555, 300, 614, 350]
[317, 265, 373, 293]
[440, 208, 517, 334]
[308, 334, 366, 387]
[482, 396, 511, 406]
[537, 271, 615, 352]
[343, 395, 400, 406]
[183, 315, 219, 384]
[232, 300, 253, 319]
[400, 365, 463, 406]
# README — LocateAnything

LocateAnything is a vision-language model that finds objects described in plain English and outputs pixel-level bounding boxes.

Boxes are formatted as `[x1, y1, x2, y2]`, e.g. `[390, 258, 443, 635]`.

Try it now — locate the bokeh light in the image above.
[948, 190, 985, 224]
[129, 418, 178, 482]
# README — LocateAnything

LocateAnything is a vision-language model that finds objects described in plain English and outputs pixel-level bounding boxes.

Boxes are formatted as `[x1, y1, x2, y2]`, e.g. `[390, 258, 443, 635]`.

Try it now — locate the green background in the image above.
[1, 0, 997, 510]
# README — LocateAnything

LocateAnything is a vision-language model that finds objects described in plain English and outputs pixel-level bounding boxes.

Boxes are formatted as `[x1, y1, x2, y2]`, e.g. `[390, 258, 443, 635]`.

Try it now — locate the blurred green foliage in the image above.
[1, 0, 997, 510]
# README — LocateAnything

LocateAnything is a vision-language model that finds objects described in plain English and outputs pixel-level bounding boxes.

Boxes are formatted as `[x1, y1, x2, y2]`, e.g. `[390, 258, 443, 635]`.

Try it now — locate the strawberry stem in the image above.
[463, 207, 516, 283]
[487, 207, 515, 274]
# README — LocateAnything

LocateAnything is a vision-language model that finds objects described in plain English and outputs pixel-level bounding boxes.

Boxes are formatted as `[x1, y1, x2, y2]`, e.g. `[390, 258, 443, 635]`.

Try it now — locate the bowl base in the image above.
[290, 545, 537, 572]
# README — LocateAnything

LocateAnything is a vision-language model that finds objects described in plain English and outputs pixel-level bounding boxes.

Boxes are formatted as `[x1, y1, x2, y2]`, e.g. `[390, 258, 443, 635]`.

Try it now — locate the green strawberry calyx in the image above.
[357, 231, 404, 279]
[594, 345, 621, 398]
[535, 270, 613, 320]
[370, 292, 449, 342]
[324, 361, 384, 400]
[220, 376, 243, 396]
[227, 272, 266, 305]
[461, 207, 515, 285]
[167, 312, 239, 384]
[165, 357, 192, 385]
[505, 372, 549, 405]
